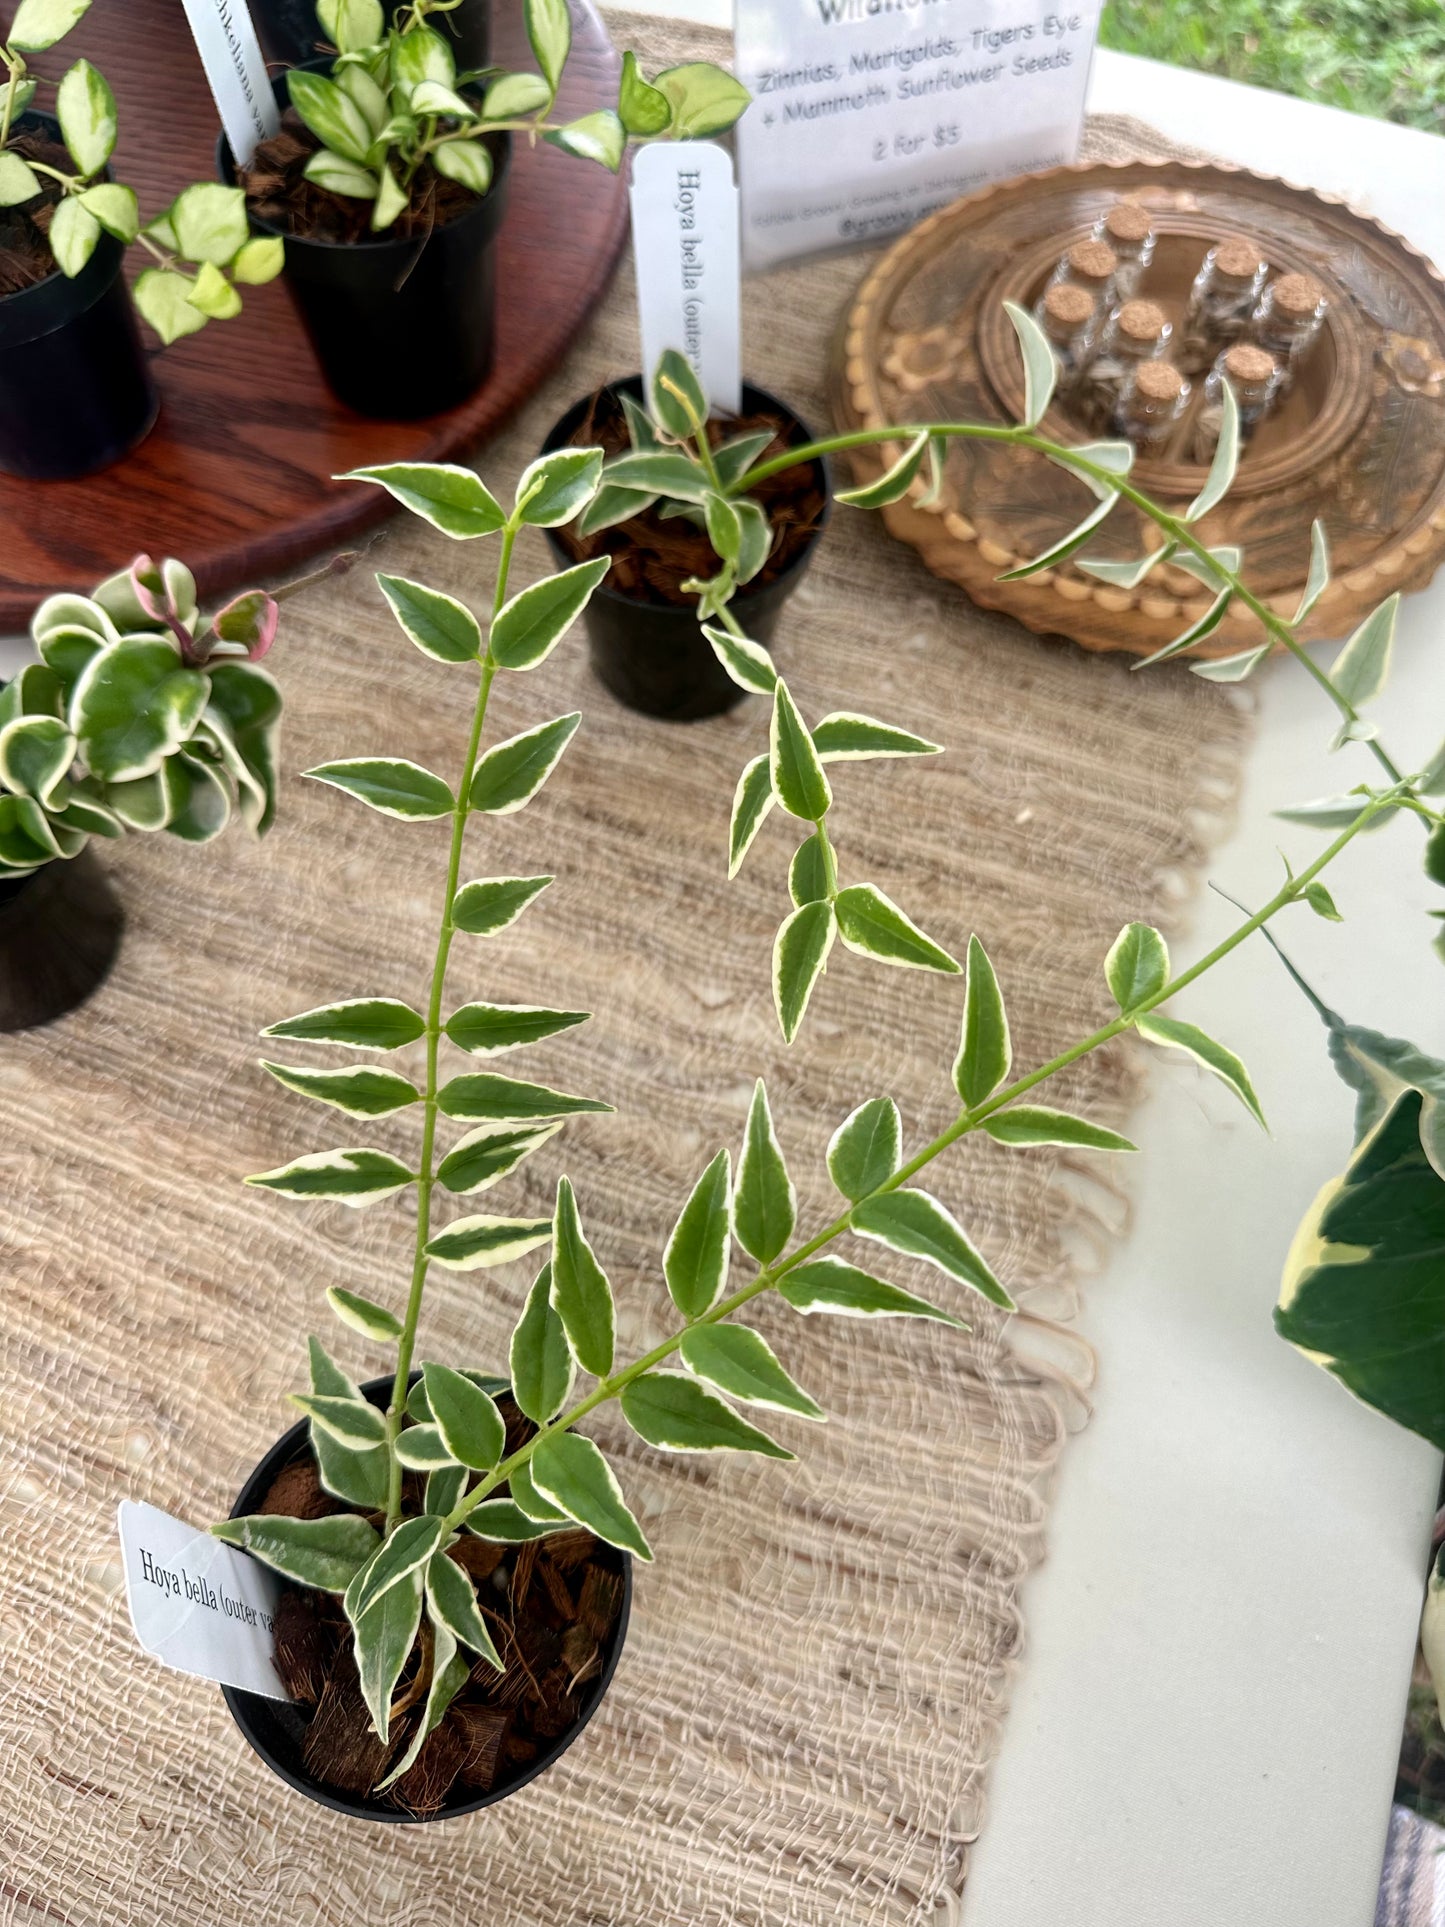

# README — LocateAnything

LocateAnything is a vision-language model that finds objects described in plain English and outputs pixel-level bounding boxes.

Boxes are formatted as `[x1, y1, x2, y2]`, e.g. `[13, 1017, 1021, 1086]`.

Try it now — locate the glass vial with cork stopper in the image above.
[1178, 237, 1270, 373]
[1033, 281, 1102, 384]
[1114, 358, 1190, 456]
[1250, 271, 1328, 379]
[1075, 297, 1172, 433]
[1094, 200, 1156, 299]
[1046, 238, 1119, 319]
[1189, 342, 1281, 463]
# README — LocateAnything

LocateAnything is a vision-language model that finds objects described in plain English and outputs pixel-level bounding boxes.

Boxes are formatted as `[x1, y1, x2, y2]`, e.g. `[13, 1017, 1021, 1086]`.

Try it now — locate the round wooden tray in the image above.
[0, 0, 630, 630]
[830, 159, 1445, 658]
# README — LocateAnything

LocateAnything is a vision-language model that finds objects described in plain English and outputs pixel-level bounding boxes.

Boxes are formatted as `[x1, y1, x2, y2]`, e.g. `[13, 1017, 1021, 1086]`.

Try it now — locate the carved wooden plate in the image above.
[0, 0, 629, 630]
[830, 159, 1445, 658]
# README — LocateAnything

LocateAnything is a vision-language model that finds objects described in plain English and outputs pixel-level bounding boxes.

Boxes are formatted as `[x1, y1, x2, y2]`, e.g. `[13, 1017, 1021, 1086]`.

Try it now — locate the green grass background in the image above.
[1099, 0, 1445, 134]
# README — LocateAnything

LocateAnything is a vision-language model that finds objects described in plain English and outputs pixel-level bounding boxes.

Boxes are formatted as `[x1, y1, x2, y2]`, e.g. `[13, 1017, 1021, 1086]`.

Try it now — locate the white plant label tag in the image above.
[179, 0, 280, 168]
[631, 141, 742, 416]
[734, 0, 1102, 272]
[118, 1500, 292, 1701]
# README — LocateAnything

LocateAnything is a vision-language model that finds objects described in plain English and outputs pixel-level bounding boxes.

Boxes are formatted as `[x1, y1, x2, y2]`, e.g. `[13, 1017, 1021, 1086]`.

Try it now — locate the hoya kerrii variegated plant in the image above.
[0, 0, 283, 341]
[0, 553, 294, 876]
[287, 0, 749, 228]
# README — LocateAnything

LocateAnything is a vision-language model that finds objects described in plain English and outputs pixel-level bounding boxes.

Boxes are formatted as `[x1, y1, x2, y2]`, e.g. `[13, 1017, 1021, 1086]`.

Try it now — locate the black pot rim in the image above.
[0, 112, 126, 348]
[217, 63, 511, 258]
[539, 373, 833, 616]
[219, 1371, 633, 1823]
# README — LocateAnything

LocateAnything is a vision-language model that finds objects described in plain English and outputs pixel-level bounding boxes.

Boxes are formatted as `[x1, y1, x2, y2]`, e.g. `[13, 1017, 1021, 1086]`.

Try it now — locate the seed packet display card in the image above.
[735, 0, 1103, 271]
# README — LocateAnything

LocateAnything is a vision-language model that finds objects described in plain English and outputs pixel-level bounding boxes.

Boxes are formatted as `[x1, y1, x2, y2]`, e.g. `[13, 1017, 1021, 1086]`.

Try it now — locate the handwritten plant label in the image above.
[631, 141, 742, 416]
[119, 1500, 291, 1700]
[735, 0, 1103, 271]
[179, 0, 280, 168]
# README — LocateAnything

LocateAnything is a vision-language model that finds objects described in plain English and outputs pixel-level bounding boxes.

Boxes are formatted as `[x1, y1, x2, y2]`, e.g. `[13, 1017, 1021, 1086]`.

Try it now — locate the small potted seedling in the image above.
[540, 352, 831, 720]
[0, 553, 297, 1030]
[250, 0, 490, 72]
[222, 0, 748, 418]
[0, 0, 282, 479]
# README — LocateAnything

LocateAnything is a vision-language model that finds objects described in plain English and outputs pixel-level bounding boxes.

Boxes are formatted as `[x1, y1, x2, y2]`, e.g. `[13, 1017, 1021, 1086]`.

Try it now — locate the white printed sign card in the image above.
[180, 0, 280, 168]
[631, 141, 742, 416]
[735, 0, 1103, 271]
[119, 1500, 292, 1701]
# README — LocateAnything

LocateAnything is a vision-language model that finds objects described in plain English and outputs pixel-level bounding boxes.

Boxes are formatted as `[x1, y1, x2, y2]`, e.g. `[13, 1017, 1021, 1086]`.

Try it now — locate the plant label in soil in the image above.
[734, 0, 1102, 271]
[118, 1500, 292, 1701]
[179, 0, 280, 167]
[631, 142, 741, 416]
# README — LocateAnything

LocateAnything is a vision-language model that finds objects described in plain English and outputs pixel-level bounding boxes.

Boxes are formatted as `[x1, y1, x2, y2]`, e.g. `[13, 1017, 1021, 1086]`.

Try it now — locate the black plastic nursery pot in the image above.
[219, 73, 510, 421]
[221, 1374, 633, 1823]
[0, 848, 125, 1032]
[539, 376, 832, 723]
[0, 116, 157, 480]
[249, 0, 491, 70]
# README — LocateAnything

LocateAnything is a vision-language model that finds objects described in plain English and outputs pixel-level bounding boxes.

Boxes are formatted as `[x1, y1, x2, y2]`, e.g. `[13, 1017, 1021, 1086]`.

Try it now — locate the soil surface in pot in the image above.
[551, 386, 828, 607]
[0, 132, 67, 294]
[255, 1394, 625, 1817]
[240, 112, 483, 244]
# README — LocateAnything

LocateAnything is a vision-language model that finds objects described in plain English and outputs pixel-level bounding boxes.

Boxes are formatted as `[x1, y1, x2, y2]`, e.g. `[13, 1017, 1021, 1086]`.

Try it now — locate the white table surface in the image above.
[626, 16, 1445, 1923]
[9, 21, 1442, 1924]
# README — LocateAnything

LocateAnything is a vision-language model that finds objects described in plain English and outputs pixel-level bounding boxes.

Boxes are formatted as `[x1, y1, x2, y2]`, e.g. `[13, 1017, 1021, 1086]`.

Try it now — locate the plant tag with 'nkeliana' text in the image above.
[118, 1500, 292, 1700]
[631, 141, 741, 416]
[178, 0, 280, 168]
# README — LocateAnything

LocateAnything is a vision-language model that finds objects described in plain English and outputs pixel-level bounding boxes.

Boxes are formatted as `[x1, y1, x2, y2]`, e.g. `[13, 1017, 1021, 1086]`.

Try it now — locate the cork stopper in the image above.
[1104, 201, 1153, 245]
[1043, 282, 1096, 330]
[1116, 298, 1168, 345]
[1224, 343, 1277, 384]
[1065, 239, 1118, 286]
[1271, 271, 1326, 318]
[1212, 237, 1268, 281]
[1133, 360, 1185, 403]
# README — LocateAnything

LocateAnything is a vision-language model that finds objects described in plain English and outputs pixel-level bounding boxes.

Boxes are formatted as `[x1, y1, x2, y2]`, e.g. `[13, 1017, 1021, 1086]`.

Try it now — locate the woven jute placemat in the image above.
[0, 21, 1245, 1925]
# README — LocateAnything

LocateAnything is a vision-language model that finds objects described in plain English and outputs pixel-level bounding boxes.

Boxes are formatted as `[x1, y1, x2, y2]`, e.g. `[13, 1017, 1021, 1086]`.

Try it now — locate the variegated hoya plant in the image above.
[215, 316, 1445, 1786]
[287, 0, 749, 227]
[0, 0, 283, 342]
[0, 555, 285, 875]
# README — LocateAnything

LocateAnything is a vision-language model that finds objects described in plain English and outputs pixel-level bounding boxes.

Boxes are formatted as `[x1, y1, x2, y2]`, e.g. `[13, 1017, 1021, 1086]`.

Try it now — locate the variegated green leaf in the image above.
[353, 1572, 424, 1743]
[339, 463, 506, 539]
[1185, 380, 1239, 520]
[679, 1324, 823, 1419]
[983, 1106, 1136, 1151]
[810, 713, 941, 761]
[510, 1262, 575, 1423]
[423, 1362, 506, 1471]
[211, 1512, 380, 1592]
[510, 1459, 567, 1522]
[450, 873, 553, 935]
[468, 713, 580, 813]
[530, 1432, 652, 1560]
[304, 757, 454, 820]
[465, 1498, 566, 1542]
[954, 935, 1010, 1106]
[770, 681, 831, 823]
[1004, 299, 1058, 427]
[850, 1189, 1013, 1307]
[289, 1391, 389, 1448]
[728, 753, 776, 877]
[835, 884, 960, 974]
[262, 998, 425, 1050]
[246, 1146, 415, 1205]
[827, 1097, 901, 1202]
[394, 1424, 455, 1469]
[491, 560, 611, 671]
[779, 1257, 965, 1326]
[734, 1079, 795, 1264]
[423, 1214, 552, 1271]
[306, 1336, 388, 1508]
[835, 431, 929, 510]
[773, 899, 835, 1043]
[1136, 1012, 1266, 1127]
[1330, 593, 1399, 710]
[347, 1515, 449, 1626]
[376, 574, 482, 663]
[702, 623, 776, 694]
[621, 1370, 793, 1457]
[444, 1002, 589, 1055]
[260, 1060, 420, 1116]
[325, 1285, 403, 1341]
[550, 1177, 614, 1377]
[1295, 520, 1330, 623]
[663, 1148, 731, 1318]
[998, 492, 1118, 580]
[1133, 591, 1233, 669]
[436, 1072, 612, 1124]
[1105, 922, 1170, 1011]
[425, 1551, 503, 1667]
[374, 1611, 471, 1789]
[436, 1121, 562, 1195]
